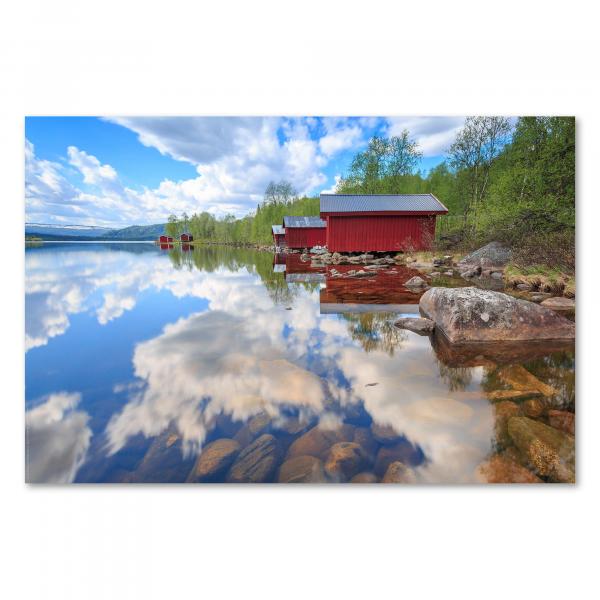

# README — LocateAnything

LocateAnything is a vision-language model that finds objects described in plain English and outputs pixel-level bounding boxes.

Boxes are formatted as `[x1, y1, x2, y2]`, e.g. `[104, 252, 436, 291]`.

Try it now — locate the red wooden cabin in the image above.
[283, 216, 327, 249]
[180, 233, 193, 242]
[271, 224, 286, 249]
[159, 235, 174, 243]
[320, 194, 448, 252]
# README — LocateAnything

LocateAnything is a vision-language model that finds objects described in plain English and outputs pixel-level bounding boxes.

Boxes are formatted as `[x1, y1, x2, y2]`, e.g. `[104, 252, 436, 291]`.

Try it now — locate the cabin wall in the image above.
[325, 215, 436, 252]
[273, 233, 287, 248]
[286, 227, 326, 249]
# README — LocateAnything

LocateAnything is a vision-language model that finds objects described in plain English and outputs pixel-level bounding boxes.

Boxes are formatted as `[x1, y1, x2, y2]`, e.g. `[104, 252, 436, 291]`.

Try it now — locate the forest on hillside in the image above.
[165, 117, 575, 268]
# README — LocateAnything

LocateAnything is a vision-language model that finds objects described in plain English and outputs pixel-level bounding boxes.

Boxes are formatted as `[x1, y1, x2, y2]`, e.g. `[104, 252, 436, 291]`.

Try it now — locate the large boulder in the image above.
[507, 417, 575, 483]
[278, 455, 326, 483]
[187, 438, 241, 482]
[420, 287, 575, 343]
[458, 241, 512, 268]
[226, 434, 280, 483]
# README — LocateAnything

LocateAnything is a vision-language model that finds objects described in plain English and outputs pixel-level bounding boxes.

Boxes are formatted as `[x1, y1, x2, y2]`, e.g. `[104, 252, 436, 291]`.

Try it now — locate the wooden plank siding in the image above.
[324, 215, 436, 252]
[285, 227, 327, 249]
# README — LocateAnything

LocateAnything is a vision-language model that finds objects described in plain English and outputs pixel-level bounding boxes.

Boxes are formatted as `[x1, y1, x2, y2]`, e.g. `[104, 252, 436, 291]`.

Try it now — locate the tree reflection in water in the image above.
[341, 312, 407, 355]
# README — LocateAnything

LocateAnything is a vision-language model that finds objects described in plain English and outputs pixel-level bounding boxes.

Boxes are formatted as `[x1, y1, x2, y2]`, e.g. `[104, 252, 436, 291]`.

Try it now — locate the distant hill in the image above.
[25, 223, 115, 238]
[101, 223, 165, 240]
[25, 222, 166, 241]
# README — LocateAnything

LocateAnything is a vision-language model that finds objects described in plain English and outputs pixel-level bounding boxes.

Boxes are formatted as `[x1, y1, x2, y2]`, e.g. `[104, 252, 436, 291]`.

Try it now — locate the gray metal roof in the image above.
[272, 225, 285, 235]
[320, 193, 448, 213]
[283, 216, 326, 228]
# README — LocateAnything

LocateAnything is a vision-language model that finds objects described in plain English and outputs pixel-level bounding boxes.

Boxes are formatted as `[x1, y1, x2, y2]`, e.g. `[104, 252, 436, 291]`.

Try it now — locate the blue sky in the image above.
[25, 116, 465, 227]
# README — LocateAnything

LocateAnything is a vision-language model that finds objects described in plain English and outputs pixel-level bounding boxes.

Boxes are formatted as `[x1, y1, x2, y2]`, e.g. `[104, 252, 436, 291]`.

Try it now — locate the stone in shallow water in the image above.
[487, 389, 542, 402]
[278, 455, 326, 483]
[353, 427, 378, 461]
[226, 434, 280, 483]
[371, 422, 402, 445]
[476, 454, 542, 483]
[373, 440, 421, 476]
[547, 410, 575, 436]
[541, 297, 576, 312]
[404, 275, 428, 288]
[420, 287, 575, 344]
[494, 401, 522, 448]
[496, 365, 556, 397]
[234, 411, 272, 447]
[350, 472, 378, 483]
[522, 398, 545, 418]
[381, 461, 416, 483]
[286, 424, 355, 460]
[393, 317, 435, 336]
[188, 438, 241, 482]
[507, 417, 575, 483]
[324, 442, 369, 481]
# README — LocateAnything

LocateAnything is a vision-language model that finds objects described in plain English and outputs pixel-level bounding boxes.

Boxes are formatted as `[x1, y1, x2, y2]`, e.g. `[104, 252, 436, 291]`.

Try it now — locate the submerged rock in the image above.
[381, 461, 416, 483]
[371, 423, 402, 446]
[188, 438, 241, 482]
[496, 364, 557, 397]
[350, 472, 379, 483]
[494, 400, 522, 447]
[547, 410, 575, 436]
[353, 427, 379, 461]
[373, 440, 421, 476]
[419, 287, 575, 343]
[487, 389, 542, 402]
[226, 434, 279, 483]
[393, 317, 435, 336]
[522, 398, 545, 418]
[286, 424, 355, 460]
[234, 411, 272, 447]
[278, 455, 326, 483]
[476, 454, 542, 483]
[507, 417, 575, 483]
[324, 442, 369, 481]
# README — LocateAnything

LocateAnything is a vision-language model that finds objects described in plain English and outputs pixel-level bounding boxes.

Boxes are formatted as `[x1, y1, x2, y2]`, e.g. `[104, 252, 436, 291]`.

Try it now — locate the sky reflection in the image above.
[24, 243, 539, 483]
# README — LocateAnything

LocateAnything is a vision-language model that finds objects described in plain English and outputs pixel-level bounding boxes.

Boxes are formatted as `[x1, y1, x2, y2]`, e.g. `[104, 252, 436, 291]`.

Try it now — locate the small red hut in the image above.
[180, 233, 193, 242]
[320, 194, 448, 252]
[272, 225, 286, 249]
[159, 235, 174, 243]
[283, 216, 327, 249]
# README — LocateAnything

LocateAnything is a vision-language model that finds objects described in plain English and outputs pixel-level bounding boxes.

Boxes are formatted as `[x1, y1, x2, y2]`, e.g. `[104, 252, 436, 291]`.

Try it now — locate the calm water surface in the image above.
[25, 243, 575, 483]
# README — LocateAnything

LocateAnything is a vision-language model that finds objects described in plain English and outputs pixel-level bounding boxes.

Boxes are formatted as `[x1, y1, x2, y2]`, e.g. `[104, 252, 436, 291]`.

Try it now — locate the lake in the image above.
[25, 243, 575, 484]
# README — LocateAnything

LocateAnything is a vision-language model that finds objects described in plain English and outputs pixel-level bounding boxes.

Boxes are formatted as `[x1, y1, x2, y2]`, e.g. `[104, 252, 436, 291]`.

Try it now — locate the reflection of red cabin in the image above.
[180, 233, 193, 242]
[159, 235, 174, 243]
[283, 216, 327, 249]
[320, 194, 448, 252]
[272, 225, 286, 249]
[320, 265, 426, 305]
